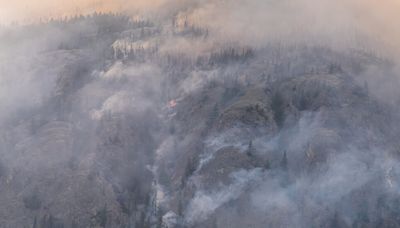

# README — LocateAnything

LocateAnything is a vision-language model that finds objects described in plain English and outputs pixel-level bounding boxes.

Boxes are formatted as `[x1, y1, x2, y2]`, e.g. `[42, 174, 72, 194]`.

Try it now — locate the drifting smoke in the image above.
[2, 0, 400, 53]
[1, 0, 400, 227]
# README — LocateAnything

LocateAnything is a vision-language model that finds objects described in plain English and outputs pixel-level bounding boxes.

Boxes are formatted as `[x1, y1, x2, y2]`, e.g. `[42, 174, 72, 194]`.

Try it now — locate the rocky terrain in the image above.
[1, 11, 400, 228]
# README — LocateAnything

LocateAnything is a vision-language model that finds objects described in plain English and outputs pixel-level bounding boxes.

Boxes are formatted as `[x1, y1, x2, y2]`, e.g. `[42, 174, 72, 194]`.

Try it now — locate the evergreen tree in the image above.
[182, 158, 196, 187]
[280, 150, 288, 171]
[264, 158, 271, 170]
[271, 93, 285, 128]
[364, 81, 369, 98]
[247, 140, 255, 157]
[32, 217, 37, 228]
[207, 104, 219, 128]
[280, 150, 289, 187]
[330, 212, 340, 228]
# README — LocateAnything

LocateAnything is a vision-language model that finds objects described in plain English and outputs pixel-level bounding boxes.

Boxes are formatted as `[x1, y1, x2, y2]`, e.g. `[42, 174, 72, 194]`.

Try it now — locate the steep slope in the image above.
[1, 14, 400, 228]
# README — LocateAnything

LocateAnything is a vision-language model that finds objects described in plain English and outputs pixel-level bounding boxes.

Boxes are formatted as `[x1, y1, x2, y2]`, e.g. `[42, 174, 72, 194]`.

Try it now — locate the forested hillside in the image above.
[1, 8, 400, 228]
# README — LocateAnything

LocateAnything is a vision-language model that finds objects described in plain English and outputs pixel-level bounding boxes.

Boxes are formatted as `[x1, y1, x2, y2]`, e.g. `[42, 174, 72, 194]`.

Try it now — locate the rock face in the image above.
[1, 14, 400, 228]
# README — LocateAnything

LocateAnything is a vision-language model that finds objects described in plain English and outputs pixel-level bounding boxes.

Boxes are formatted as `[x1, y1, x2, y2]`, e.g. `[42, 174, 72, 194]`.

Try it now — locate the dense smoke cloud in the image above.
[2, 0, 400, 53]
[1, 0, 400, 227]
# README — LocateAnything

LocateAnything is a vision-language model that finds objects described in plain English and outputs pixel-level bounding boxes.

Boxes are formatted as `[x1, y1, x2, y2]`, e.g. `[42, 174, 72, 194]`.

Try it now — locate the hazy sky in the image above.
[0, 0, 170, 23]
[1, 0, 399, 25]
[1, 0, 400, 56]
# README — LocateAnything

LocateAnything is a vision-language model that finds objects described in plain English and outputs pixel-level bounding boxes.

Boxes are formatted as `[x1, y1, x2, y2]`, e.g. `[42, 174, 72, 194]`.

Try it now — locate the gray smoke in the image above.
[1, 1, 400, 227]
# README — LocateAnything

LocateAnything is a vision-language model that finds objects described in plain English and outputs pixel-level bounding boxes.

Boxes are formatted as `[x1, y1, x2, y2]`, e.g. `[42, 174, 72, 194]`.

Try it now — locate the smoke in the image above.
[160, 0, 399, 57]
[2, 0, 400, 227]
[3, 0, 400, 55]
[182, 106, 399, 227]
[185, 168, 263, 224]
[0, 0, 163, 23]
[1, 0, 399, 49]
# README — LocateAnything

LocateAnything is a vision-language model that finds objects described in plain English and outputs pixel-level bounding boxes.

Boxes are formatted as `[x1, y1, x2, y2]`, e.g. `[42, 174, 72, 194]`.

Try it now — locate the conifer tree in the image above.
[247, 140, 255, 157]
[281, 150, 288, 171]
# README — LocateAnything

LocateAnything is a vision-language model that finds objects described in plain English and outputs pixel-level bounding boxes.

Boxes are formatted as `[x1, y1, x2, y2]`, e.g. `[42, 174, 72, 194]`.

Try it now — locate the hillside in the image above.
[1, 13, 400, 228]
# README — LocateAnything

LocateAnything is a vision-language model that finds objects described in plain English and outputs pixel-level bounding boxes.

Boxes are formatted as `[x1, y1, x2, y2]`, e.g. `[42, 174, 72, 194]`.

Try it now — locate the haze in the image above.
[2, 0, 400, 227]
[1, 0, 400, 55]
[0, 0, 169, 23]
